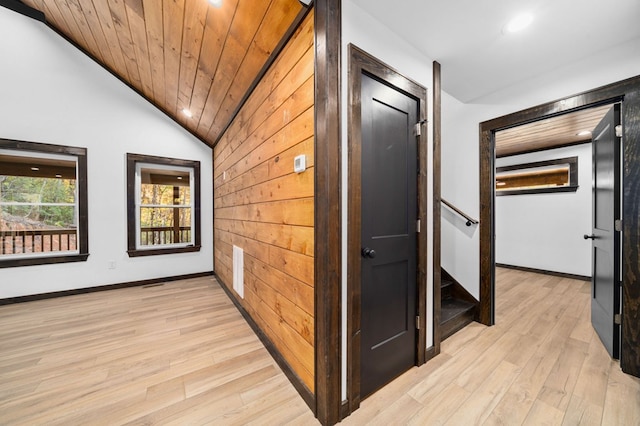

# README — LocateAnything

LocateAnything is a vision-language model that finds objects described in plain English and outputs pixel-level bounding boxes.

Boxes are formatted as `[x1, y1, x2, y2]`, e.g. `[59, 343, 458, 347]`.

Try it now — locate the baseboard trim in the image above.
[0, 271, 214, 306]
[214, 273, 316, 414]
[497, 263, 590, 281]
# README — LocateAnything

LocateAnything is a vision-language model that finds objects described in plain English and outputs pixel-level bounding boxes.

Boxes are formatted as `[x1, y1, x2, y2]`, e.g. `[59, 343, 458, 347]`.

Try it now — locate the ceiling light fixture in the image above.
[182, 108, 193, 118]
[576, 130, 592, 137]
[55, 174, 62, 178]
[30, 167, 39, 171]
[504, 13, 533, 34]
[208, 0, 222, 7]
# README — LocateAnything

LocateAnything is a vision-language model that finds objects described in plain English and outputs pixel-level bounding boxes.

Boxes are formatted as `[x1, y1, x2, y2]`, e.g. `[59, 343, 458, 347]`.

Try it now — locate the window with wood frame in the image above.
[496, 156, 578, 196]
[0, 139, 88, 268]
[126, 154, 200, 257]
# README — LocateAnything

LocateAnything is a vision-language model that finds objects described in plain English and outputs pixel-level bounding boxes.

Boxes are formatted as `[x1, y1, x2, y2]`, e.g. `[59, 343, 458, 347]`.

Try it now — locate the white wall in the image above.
[0, 8, 213, 299]
[342, 0, 436, 399]
[495, 144, 592, 276]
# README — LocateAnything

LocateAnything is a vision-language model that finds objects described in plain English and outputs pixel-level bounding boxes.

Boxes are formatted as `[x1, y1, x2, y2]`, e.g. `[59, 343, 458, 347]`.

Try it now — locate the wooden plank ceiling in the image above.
[20, 0, 305, 147]
[495, 104, 612, 157]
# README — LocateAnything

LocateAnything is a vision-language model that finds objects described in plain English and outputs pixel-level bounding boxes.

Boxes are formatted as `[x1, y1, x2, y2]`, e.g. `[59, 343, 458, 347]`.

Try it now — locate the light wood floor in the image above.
[0, 277, 317, 425]
[1, 269, 639, 425]
[342, 268, 640, 425]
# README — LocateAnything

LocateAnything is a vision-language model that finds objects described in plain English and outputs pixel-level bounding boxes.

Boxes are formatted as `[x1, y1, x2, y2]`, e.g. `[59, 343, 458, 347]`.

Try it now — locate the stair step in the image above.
[441, 279, 454, 289]
[441, 279, 454, 299]
[441, 297, 475, 340]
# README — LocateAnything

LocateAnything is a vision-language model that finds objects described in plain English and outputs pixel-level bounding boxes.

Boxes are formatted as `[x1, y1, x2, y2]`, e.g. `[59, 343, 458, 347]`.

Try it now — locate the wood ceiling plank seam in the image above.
[195, 0, 273, 138]
[124, 0, 155, 99]
[175, 0, 209, 129]
[21, 0, 44, 12]
[208, 0, 301, 142]
[187, 0, 240, 133]
[43, 1, 93, 59]
[73, 0, 123, 77]
[162, 0, 186, 117]
[88, 0, 132, 82]
[141, 0, 167, 106]
[59, 0, 106, 64]
[201, 0, 276, 140]
[106, 0, 144, 91]
[216, 12, 313, 151]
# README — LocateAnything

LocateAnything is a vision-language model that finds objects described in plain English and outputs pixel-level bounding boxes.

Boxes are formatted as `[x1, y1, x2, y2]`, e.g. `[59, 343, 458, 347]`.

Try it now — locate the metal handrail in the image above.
[441, 198, 479, 226]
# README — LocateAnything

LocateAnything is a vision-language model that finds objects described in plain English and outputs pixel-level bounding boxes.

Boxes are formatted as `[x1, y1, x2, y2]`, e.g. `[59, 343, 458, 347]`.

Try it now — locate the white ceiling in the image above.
[350, 0, 640, 103]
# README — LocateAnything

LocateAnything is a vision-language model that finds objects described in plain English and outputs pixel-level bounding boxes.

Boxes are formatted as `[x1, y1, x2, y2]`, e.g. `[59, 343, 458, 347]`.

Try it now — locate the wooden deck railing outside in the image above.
[140, 226, 191, 246]
[0, 229, 77, 255]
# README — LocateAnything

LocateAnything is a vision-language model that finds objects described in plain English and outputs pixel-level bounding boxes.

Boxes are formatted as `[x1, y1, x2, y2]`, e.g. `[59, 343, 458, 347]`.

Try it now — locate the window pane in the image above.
[139, 207, 192, 246]
[1, 145, 83, 264]
[140, 183, 190, 206]
[1, 176, 76, 204]
[127, 153, 200, 257]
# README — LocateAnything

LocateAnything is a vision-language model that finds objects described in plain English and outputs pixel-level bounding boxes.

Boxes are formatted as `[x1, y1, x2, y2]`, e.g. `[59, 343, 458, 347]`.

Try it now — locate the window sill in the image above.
[497, 185, 579, 196]
[0, 253, 89, 268]
[127, 245, 201, 257]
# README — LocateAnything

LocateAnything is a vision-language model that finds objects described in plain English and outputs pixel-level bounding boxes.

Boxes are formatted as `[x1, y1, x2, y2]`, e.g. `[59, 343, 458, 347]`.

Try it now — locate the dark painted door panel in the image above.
[360, 73, 418, 397]
[590, 104, 621, 358]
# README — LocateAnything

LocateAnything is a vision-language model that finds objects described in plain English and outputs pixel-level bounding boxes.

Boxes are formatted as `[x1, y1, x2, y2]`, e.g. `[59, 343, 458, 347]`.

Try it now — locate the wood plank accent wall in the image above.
[213, 11, 315, 393]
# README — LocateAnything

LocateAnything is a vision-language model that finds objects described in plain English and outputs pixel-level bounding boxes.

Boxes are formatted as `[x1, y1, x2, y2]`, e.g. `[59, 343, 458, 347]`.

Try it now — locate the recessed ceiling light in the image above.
[504, 13, 534, 34]
[30, 167, 39, 171]
[576, 130, 592, 137]
[496, 181, 506, 186]
[177, 176, 183, 180]
[182, 108, 193, 118]
[208, 0, 222, 7]
[55, 174, 62, 178]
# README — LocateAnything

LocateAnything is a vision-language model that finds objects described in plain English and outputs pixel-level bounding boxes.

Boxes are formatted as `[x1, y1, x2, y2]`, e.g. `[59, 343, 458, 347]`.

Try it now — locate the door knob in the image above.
[583, 234, 596, 240]
[361, 247, 376, 258]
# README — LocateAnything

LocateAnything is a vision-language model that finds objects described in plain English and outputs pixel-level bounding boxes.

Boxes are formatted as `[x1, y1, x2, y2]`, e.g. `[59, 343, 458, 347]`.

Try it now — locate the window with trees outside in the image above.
[126, 153, 200, 257]
[0, 139, 88, 268]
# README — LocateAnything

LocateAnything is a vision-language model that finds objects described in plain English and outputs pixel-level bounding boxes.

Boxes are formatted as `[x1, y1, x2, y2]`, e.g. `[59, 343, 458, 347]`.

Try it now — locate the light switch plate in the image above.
[294, 154, 306, 173]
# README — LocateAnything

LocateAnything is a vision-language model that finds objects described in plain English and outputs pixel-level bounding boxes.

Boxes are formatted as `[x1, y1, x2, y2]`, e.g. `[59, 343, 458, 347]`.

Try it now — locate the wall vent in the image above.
[232, 245, 244, 299]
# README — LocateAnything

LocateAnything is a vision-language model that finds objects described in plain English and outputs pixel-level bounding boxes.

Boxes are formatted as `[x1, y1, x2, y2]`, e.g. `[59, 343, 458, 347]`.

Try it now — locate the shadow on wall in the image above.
[442, 207, 477, 238]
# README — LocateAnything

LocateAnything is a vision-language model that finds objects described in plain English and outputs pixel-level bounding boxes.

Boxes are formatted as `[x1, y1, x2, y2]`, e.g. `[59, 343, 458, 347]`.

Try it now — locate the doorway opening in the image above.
[478, 76, 640, 378]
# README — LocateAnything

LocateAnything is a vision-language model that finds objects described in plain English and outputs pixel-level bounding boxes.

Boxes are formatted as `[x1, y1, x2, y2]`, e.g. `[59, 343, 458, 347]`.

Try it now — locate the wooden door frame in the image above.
[346, 44, 428, 414]
[478, 75, 640, 377]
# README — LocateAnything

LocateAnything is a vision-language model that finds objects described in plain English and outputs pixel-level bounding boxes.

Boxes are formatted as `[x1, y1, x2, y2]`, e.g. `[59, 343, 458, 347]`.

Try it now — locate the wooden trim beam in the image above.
[432, 61, 442, 356]
[314, 0, 342, 424]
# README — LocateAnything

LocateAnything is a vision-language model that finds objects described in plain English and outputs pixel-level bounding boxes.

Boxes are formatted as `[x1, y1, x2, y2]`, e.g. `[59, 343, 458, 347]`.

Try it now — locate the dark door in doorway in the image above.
[360, 73, 418, 398]
[589, 104, 621, 358]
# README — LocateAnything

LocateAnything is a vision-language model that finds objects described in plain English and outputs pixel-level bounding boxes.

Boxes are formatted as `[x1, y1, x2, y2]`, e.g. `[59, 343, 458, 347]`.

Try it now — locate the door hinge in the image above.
[615, 125, 622, 138]
[413, 120, 427, 137]
[415, 315, 420, 329]
[615, 219, 622, 232]
[416, 219, 421, 233]
[614, 313, 621, 325]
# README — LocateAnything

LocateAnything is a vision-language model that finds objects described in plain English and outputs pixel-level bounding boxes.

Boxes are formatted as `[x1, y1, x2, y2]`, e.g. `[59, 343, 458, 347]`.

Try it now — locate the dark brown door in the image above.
[360, 73, 418, 397]
[589, 104, 621, 358]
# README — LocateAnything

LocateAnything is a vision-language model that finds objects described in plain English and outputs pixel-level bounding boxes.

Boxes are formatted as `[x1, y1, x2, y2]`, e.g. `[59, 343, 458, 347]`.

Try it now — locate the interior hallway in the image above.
[1, 269, 639, 424]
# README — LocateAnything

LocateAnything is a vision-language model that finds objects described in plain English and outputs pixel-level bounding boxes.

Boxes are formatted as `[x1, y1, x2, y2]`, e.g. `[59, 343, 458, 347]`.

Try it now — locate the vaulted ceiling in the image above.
[19, 0, 306, 147]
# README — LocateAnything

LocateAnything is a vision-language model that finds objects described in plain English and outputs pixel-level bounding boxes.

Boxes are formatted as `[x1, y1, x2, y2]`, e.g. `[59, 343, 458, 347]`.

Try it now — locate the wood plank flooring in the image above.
[0, 277, 316, 425]
[1, 268, 639, 424]
[342, 268, 640, 425]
